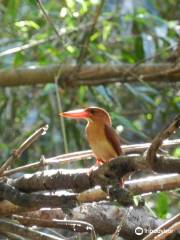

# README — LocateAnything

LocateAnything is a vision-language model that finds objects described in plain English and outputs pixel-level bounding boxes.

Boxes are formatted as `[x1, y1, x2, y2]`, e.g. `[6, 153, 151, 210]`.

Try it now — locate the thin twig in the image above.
[13, 216, 96, 240]
[37, 0, 68, 154]
[0, 219, 64, 240]
[0, 38, 51, 57]
[54, 71, 69, 154]
[2, 231, 26, 240]
[77, 0, 105, 67]
[0, 21, 102, 58]
[146, 114, 180, 168]
[112, 206, 133, 240]
[0, 15, 113, 59]
[143, 213, 180, 240]
[0, 124, 48, 176]
[36, 0, 61, 38]
[154, 222, 180, 240]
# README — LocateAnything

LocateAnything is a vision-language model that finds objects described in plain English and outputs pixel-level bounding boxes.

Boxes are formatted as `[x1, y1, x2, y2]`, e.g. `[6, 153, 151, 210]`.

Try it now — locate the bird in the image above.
[60, 106, 122, 165]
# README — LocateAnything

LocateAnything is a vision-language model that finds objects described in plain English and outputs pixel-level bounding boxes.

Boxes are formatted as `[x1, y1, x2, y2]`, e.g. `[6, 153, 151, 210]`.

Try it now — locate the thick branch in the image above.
[0, 63, 180, 87]
[1, 174, 179, 215]
[10, 204, 162, 240]
[0, 182, 77, 210]
[77, 173, 180, 203]
[0, 193, 164, 239]
[8, 155, 180, 193]
[0, 200, 30, 216]
[2, 203, 179, 240]
[126, 174, 180, 194]
[3, 139, 179, 177]
[0, 201, 65, 216]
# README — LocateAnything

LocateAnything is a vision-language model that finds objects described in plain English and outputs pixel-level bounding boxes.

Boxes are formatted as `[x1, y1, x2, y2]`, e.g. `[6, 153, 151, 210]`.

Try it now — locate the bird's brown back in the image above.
[104, 124, 122, 156]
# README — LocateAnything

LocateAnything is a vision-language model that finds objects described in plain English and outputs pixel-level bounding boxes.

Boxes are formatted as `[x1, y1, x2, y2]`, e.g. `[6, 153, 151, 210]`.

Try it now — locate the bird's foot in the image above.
[87, 159, 104, 176]
[87, 165, 99, 176]
[96, 158, 105, 165]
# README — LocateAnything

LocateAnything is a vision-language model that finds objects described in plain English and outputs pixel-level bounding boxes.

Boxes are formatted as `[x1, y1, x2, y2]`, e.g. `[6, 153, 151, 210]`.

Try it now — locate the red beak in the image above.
[59, 109, 89, 119]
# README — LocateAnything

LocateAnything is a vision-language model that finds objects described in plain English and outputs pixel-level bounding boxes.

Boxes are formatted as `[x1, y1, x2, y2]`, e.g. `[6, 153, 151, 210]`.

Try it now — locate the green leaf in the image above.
[78, 86, 88, 103]
[90, 32, 99, 42]
[173, 148, 180, 158]
[43, 84, 55, 95]
[66, 45, 76, 53]
[155, 192, 168, 218]
[97, 43, 106, 51]
[14, 20, 40, 30]
[13, 52, 24, 67]
[135, 35, 144, 60]
[102, 24, 111, 41]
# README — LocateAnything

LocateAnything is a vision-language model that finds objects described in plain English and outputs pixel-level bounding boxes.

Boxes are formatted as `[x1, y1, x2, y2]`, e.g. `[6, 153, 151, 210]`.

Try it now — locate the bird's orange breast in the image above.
[86, 121, 118, 162]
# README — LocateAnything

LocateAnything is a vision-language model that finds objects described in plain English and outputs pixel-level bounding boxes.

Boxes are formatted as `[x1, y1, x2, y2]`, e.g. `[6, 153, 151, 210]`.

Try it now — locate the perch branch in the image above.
[2, 139, 179, 177]
[126, 174, 180, 194]
[8, 154, 180, 194]
[0, 174, 180, 215]
[89, 155, 180, 191]
[77, 172, 180, 204]
[2, 174, 179, 215]
[0, 124, 48, 176]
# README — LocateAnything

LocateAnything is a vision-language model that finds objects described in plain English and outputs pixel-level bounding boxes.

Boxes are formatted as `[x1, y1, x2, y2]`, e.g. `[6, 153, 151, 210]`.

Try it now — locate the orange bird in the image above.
[60, 107, 122, 165]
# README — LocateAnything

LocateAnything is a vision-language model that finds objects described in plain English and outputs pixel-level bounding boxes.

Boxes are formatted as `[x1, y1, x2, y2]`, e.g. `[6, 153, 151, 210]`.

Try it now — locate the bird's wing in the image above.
[104, 124, 122, 156]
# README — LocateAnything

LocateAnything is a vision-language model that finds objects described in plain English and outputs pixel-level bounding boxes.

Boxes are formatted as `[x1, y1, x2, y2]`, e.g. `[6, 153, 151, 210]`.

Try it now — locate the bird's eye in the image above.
[90, 109, 96, 114]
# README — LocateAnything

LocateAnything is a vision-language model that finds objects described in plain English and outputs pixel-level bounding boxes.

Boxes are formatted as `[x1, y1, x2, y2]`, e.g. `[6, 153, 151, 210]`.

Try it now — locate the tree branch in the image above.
[0, 182, 77, 210]
[0, 63, 180, 87]
[13, 216, 96, 240]
[8, 159, 180, 194]
[77, 173, 180, 203]
[0, 125, 48, 176]
[0, 219, 63, 240]
[4, 204, 162, 240]
[76, 0, 105, 66]
[2, 139, 179, 177]
[146, 114, 180, 168]
[154, 222, 180, 240]
[143, 213, 180, 240]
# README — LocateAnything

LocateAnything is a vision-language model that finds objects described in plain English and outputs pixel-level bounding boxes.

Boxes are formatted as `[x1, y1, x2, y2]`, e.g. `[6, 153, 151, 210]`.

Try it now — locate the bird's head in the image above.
[60, 107, 111, 125]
